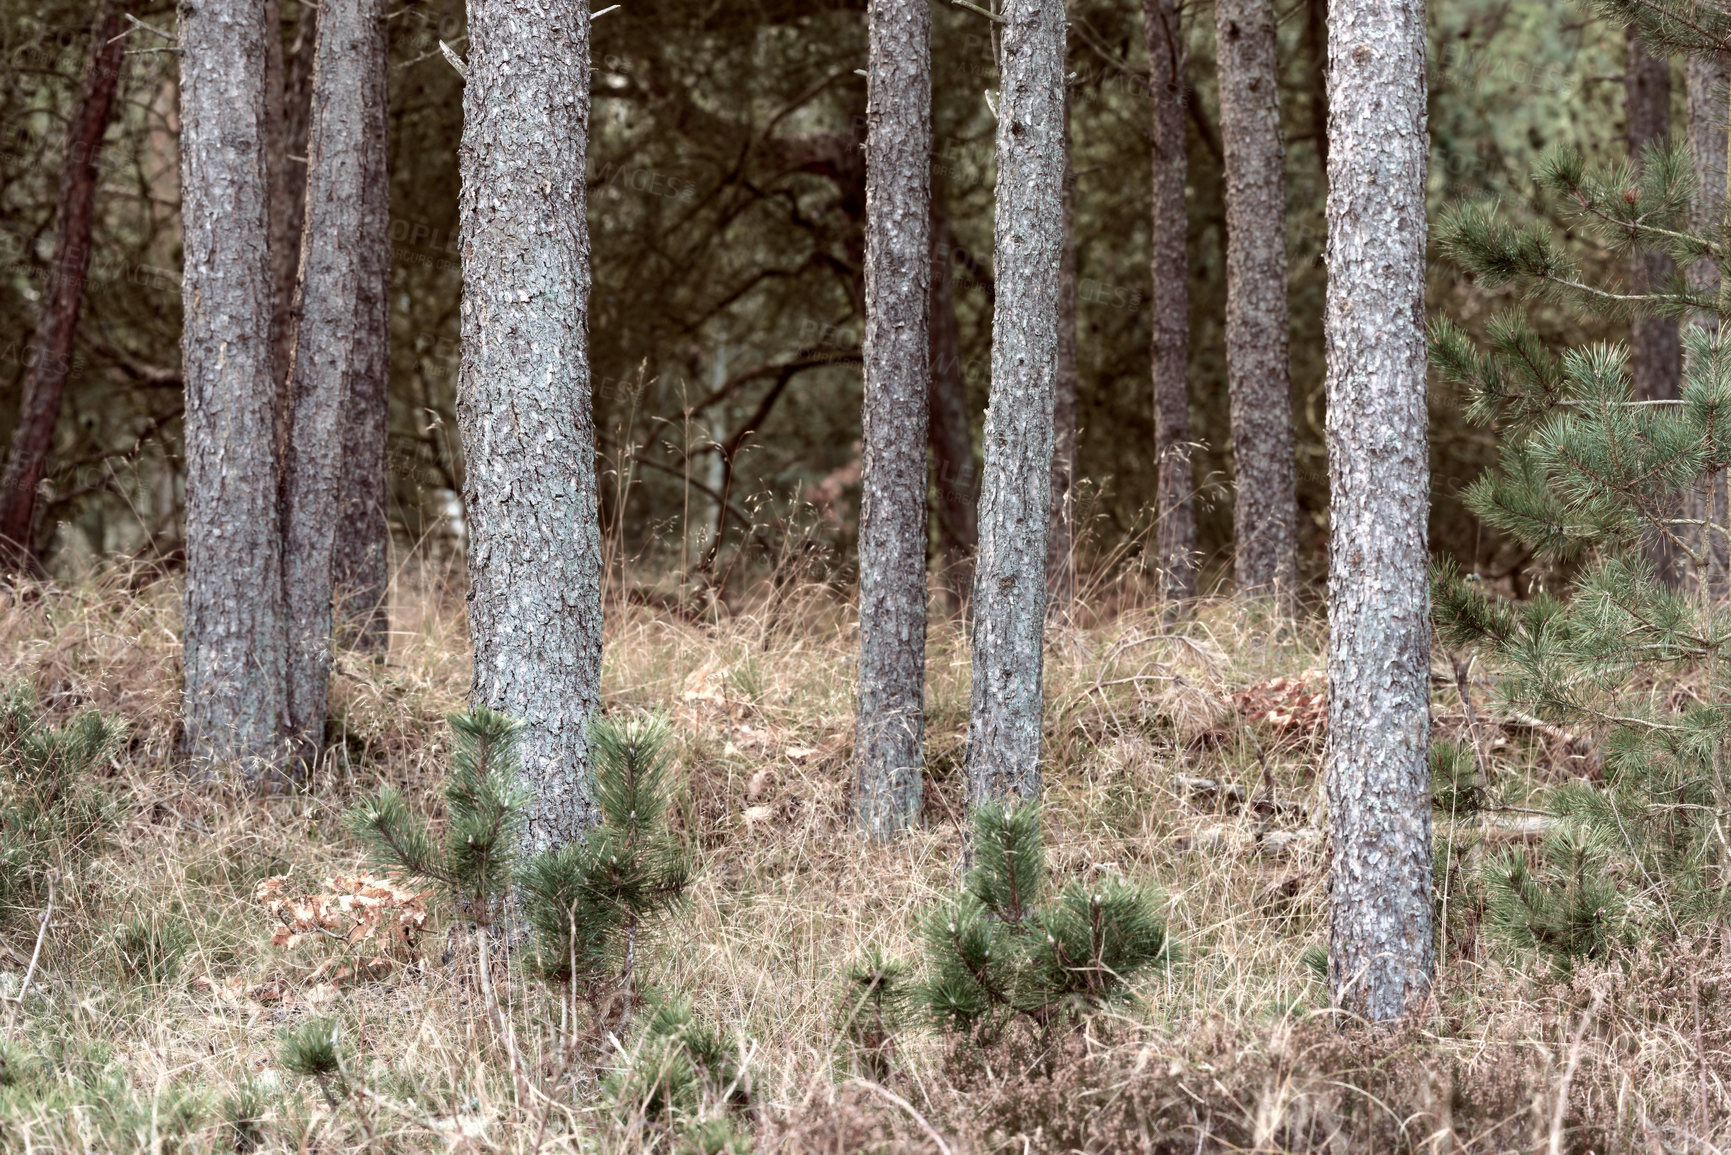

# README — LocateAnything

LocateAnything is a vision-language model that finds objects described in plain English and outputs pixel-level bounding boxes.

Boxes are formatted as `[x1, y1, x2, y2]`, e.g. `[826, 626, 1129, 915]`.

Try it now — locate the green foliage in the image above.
[222, 1079, 269, 1153]
[0, 682, 124, 909]
[279, 1017, 344, 1081]
[518, 714, 691, 996]
[1431, 740, 1488, 818]
[345, 705, 529, 927]
[606, 996, 751, 1142]
[1435, 39, 1731, 969]
[115, 912, 190, 985]
[835, 947, 908, 1078]
[1483, 825, 1633, 970]
[903, 802, 1169, 1035]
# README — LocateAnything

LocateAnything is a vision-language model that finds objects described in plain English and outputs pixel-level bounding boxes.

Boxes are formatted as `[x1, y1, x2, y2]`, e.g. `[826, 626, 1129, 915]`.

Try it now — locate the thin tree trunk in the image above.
[458, 0, 602, 851]
[1324, 0, 1433, 1023]
[855, 0, 931, 840]
[928, 171, 977, 611]
[0, 5, 125, 568]
[1686, 52, 1728, 603]
[179, 0, 290, 775]
[1628, 30, 1683, 586]
[1306, 0, 1328, 170]
[281, 0, 389, 768]
[1216, 0, 1299, 604]
[1143, 0, 1196, 605]
[965, 0, 1065, 808]
[331, 1, 392, 652]
[1048, 83, 1079, 612]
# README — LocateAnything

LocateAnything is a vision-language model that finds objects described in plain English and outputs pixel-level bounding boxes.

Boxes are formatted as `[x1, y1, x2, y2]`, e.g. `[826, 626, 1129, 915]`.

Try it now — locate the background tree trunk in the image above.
[179, 0, 290, 775]
[458, 0, 602, 851]
[855, 0, 931, 840]
[1216, 0, 1299, 604]
[928, 172, 977, 612]
[1324, 0, 1434, 1022]
[1685, 52, 1728, 602]
[965, 0, 1065, 807]
[330, 0, 392, 652]
[1143, 0, 1196, 605]
[0, 5, 125, 568]
[281, 0, 389, 768]
[1048, 83, 1079, 612]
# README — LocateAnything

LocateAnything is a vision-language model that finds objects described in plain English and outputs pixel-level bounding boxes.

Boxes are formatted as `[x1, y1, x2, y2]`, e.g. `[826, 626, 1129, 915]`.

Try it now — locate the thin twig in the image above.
[6, 873, 54, 1006]
[845, 1078, 955, 1155]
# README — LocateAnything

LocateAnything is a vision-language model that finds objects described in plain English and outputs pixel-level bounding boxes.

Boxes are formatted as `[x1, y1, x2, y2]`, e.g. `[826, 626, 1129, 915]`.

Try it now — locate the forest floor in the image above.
[0, 558, 1725, 1153]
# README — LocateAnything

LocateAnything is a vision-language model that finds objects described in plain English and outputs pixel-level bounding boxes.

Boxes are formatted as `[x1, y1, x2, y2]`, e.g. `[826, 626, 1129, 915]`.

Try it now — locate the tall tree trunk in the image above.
[1048, 84, 1079, 611]
[928, 171, 977, 611]
[965, 0, 1065, 807]
[1324, 0, 1433, 1022]
[855, 0, 932, 841]
[329, 0, 392, 652]
[280, 0, 389, 768]
[1216, 0, 1299, 604]
[1143, 0, 1196, 605]
[458, 0, 602, 851]
[179, 0, 290, 775]
[1628, 31, 1683, 585]
[0, 5, 125, 568]
[1686, 51, 1729, 602]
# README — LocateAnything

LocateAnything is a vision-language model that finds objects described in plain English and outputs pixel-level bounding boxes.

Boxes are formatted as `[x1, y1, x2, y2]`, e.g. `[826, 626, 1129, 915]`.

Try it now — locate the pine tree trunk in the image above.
[1216, 0, 1299, 605]
[1048, 85, 1079, 612]
[928, 174, 977, 611]
[281, 0, 389, 768]
[1143, 0, 1196, 605]
[329, 0, 392, 653]
[179, 0, 290, 775]
[1627, 32, 1683, 587]
[458, 0, 603, 850]
[855, 0, 931, 840]
[1685, 53, 1728, 602]
[965, 0, 1065, 807]
[0, 5, 125, 568]
[1323, 0, 1434, 1023]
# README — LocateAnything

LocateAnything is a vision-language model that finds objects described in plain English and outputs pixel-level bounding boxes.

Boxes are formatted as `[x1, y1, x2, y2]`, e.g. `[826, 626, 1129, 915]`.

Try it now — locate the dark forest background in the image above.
[0, 0, 1627, 596]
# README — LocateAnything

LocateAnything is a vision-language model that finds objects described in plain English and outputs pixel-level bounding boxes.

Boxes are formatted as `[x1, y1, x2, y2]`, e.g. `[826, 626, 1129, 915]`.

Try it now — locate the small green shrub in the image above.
[0, 682, 125, 909]
[853, 801, 1169, 1051]
[346, 706, 528, 928]
[115, 912, 190, 985]
[607, 995, 752, 1147]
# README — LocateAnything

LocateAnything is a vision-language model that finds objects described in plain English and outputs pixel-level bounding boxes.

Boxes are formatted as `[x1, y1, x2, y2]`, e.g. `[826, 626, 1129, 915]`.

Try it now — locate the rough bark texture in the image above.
[1628, 32, 1681, 405]
[928, 173, 977, 611]
[330, 0, 392, 652]
[179, 0, 290, 775]
[1685, 54, 1728, 602]
[0, 5, 125, 567]
[1324, 0, 1434, 1023]
[458, 0, 602, 851]
[855, 0, 931, 840]
[1143, 0, 1196, 605]
[965, 0, 1065, 807]
[1048, 85, 1079, 611]
[1216, 0, 1299, 604]
[280, 0, 389, 767]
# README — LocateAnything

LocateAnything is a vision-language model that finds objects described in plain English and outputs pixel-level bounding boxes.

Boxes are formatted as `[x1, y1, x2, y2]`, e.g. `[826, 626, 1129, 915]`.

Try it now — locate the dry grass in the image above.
[0, 557, 1725, 1153]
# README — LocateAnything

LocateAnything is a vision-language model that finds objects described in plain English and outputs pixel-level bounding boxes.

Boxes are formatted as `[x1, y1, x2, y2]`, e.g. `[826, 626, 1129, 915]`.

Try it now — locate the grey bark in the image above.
[1216, 0, 1299, 605]
[1048, 83, 1079, 611]
[1628, 31, 1681, 407]
[855, 0, 931, 840]
[965, 0, 1065, 807]
[179, 0, 290, 775]
[458, 0, 603, 850]
[1685, 53, 1728, 602]
[1324, 0, 1434, 1023]
[0, 5, 125, 568]
[1628, 32, 1683, 587]
[330, 0, 392, 652]
[1143, 0, 1196, 605]
[281, 0, 389, 767]
[928, 173, 977, 611]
